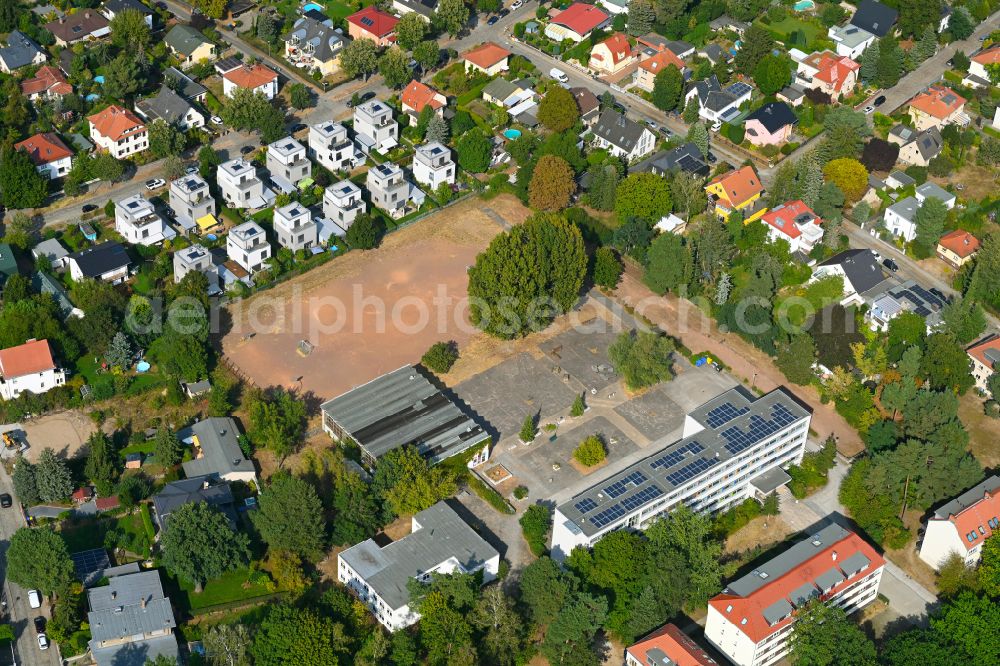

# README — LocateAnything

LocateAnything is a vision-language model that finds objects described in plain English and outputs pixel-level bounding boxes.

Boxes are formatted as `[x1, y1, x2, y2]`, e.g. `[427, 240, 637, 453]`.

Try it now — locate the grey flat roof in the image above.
[339, 501, 498, 609]
[179, 417, 256, 480]
[727, 524, 850, 596]
[320, 365, 489, 464]
[90, 633, 178, 666]
[750, 467, 791, 494]
[934, 475, 1000, 519]
[558, 387, 810, 538]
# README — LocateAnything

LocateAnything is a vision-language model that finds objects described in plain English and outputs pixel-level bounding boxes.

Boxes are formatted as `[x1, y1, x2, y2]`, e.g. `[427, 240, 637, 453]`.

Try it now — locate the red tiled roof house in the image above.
[545, 3, 609, 43]
[794, 51, 859, 99]
[400, 79, 446, 118]
[0, 339, 66, 400]
[761, 200, 823, 254]
[626, 624, 718, 666]
[222, 63, 279, 100]
[908, 85, 968, 131]
[633, 48, 686, 92]
[936, 229, 979, 268]
[88, 105, 148, 159]
[15, 133, 74, 180]
[20, 66, 72, 102]
[918, 475, 1000, 569]
[463, 42, 511, 76]
[706, 525, 884, 666]
[966, 335, 1000, 395]
[589, 32, 634, 75]
[346, 7, 398, 47]
[968, 44, 1000, 86]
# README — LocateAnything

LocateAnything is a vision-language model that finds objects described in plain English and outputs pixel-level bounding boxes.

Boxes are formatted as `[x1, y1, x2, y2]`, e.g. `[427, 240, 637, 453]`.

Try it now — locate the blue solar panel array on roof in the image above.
[574, 497, 598, 514]
[721, 404, 798, 455]
[666, 456, 719, 485]
[650, 440, 704, 470]
[705, 402, 751, 428]
[604, 470, 648, 498]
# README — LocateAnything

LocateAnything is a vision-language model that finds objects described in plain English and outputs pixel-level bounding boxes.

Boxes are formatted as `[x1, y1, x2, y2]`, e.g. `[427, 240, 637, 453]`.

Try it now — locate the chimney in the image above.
[85, 11, 91, 18]
[111, 591, 117, 600]
[141, 596, 147, 610]
[832, 550, 838, 561]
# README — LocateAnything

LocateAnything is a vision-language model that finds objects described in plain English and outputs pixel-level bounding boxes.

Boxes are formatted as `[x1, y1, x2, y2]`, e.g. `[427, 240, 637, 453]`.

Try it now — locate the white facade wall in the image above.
[0, 367, 66, 400]
[226, 222, 271, 274]
[273, 203, 318, 251]
[90, 123, 148, 159]
[918, 519, 982, 570]
[308, 122, 360, 172]
[223, 77, 278, 100]
[323, 181, 366, 229]
[217, 159, 264, 209]
[36, 155, 72, 180]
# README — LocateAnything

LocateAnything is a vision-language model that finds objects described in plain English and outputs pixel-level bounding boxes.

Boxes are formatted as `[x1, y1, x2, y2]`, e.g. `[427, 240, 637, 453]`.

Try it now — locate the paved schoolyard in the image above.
[613, 385, 687, 442]
[456, 352, 579, 442]
[539, 326, 623, 393]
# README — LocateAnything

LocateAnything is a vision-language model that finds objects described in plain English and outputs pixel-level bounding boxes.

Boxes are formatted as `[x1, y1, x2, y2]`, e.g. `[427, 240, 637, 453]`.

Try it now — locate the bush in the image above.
[713, 498, 762, 537]
[421, 341, 459, 374]
[570, 393, 586, 417]
[573, 435, 606, 467]
[592, 247, 623, 289]
[513, 485, 529, 500]
[608, 330, 676, 391]
[519, 504, 552, 556]
[466, 473, 515, 514]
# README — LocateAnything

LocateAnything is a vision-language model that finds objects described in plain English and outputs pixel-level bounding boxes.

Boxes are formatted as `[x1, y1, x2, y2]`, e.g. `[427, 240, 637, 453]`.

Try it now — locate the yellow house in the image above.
[704, 165, 767, 221]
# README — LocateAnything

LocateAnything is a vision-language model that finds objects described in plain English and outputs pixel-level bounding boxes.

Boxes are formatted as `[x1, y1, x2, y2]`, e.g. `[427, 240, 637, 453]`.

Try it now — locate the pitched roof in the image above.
[570, 86, 599, 116]
[164, 66, 207, 100]
[164, 24, 212, 56]
[707, 165, 763, 207]
[0, 340, 58, 379]
[45, 11, 110, 42]
[639, 48, 686, 75]
[745, 101, 798, 134]
[463, 42, 511, 69]
[88, 105, 145, 142]
[551, 3, 609, 36]
[15, 132, 73, 165]
[66, 241, 131, 277]
[709, 524, 884, 644]
[136, 85, 195, 126]
[849, 0, 898, 37]
[593, 32, 632, 66]
[905, 126, 943, 160]
[223, 63, 278, 90]
[401, 79, 445, 112]
[627, 624, 717, 666]
[972, 44, 1000, 66]
[909, 84, 966, 119]
[20, 65, 72, 96]
[650, 142, 709, 177]
[593, 108, 649, 153]
[179, 417, 256, 479]
[818, 249, 884, 294]
[761, 200, 821, 240]
[346, 6, 399, 37]
[809, 52, 859, 90]
[482, 77, 520, 102]
[285, 16, 343, 62]
[938, 229, 979, 258]
[0, 30, 44, 70]
[87, 570, 176, 656]
[104, 0, 153, 15]
[151, 476, 234, 527]
[931, 476, 1000, 551]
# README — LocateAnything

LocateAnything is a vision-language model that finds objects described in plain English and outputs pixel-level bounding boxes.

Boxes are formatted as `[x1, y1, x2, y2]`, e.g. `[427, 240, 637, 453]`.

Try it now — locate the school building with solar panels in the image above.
[550, 387, 811, 560]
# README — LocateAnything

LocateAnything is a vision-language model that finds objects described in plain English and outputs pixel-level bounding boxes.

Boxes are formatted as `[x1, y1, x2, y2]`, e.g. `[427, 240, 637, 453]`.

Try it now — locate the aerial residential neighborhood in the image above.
[0, 0, 998, 665]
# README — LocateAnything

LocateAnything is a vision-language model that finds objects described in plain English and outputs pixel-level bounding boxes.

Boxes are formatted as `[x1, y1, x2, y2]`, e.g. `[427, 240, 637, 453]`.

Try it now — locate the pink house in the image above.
[346, 7, 398, 47]
[743, 102, 797, 146]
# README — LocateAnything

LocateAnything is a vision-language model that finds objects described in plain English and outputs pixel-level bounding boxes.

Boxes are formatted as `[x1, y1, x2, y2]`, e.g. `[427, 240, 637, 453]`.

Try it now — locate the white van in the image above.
[549, 68, 569, 83]
[28, 589, 41, 609]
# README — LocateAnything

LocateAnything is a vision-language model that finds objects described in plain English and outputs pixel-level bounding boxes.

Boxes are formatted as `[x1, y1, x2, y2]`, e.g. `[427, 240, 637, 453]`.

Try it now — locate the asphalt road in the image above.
[0, 469, 58, 666]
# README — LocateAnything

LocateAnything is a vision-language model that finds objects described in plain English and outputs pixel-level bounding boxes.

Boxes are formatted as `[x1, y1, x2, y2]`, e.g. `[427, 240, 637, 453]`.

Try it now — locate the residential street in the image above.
[0, 469, 59, 666]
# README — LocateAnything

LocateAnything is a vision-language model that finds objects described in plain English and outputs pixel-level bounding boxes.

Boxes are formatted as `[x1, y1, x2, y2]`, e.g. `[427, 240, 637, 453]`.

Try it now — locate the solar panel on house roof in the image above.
[575, 497, 598, 514]
[705, 402, 751, 428]
[604, 470, 648, 498]
[665, 456, 719, 485]
[726, 82, 751, 97]
[590, 503, 627, 528]
[720, 404, 798, 455]
[361, 16, 374, 26]
[72, 548, 111, 585]
[621, 484, 663, 511]
[649, 440, 704, 470]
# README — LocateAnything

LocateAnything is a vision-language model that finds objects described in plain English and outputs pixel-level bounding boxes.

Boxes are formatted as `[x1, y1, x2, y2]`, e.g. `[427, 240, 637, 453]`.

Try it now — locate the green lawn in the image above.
[60, 512, 151, 557]
[760, 16, 821, 46]
[323, 0, 366, 21]
[175, 567, 276, 610]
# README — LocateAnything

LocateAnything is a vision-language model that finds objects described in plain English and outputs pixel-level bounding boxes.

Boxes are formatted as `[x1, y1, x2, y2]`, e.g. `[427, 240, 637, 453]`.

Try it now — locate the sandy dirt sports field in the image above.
[221, 195, 530, 401]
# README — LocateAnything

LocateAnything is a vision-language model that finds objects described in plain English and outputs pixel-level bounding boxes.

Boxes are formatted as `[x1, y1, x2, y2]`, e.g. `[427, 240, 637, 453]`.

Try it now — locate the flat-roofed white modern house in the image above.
[338, 501, 500, 631]
[353, 100, 398, 154]
[551, 387, 810, 561]
[323, 180, 366, 233]
[308, 121, 363, 172]
[169, 174, 215, 234]
[115, 193, 176, 246]
[273, 201, 318, 251]
[266, 136, 310, 192]
[0, 339, 66, 401]
[226, 221, 271, 274]
[412, 142, 455, 189]
[367, 162, 425, 219]
[218, 158, 273, 210]
[706, 524, 884, 666]
[172, 244, 219, 293]
[918, 475, 1000, 570]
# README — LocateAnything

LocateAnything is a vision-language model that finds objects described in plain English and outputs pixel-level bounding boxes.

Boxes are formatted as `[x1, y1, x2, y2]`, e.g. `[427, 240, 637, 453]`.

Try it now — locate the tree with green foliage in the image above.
[203, 623, 252, 666]
[435, 0, 469, 37]
[221, 88, 285, 141]
[378, 47, 411, 89]
[251, 604, 350, 666]
[426, 113, 449, 144]
[592, 247, 624, 289]
[471, 585, 526, 666]
[571, 393, 586, 417]
[920, 333, 974, 394]
[615, 172, 672, 222]
[887, 311, 927, 362]
[396, 12, 428, 50]
[102, 54, 143, 101]
[940, 296, 987, 344]
[753, 54, 790, 95]
[586, 163, 619, 211]
[775, 334, 817, 385]
[948, 6, 975, 40]
[647, 505, 722, 607]
[255, 11, 280, 43]
[84, 432, 120, 496]
[644, 233, 691, 295]
[687, 121, 710, 158]
[863, 420, 899, 452]
[468, 213, 587, 338]
[913, 197, 947, 257]
[735, 24, 775, 75]
[252, 475, 327, 560]
[936, 553, 981, 598]
[0, 0, 22, 32]
[456, 128, 491, 173]
[520, 504, 552, 556]
[345, 213, 383, 250]
[371, 446, 457, 520]
[421, 341, 459, 374]
[541, 591, 608, 665]
[340, 38, 379, 79]
[627, 0, 656, 35]
[246, 387, 307, 460]
[537, 85, 580, 132]
[110, 8, 150, 58]
[288, 83, 311, 109]
[529, 155, 575, 211]
[683, 95, 700, 124]
[104, 332, 132, 370]
[12, 456, 39, 506]
[823, 107, 872, 161]
[875, 36, 905, 88]
[6, 527, 74, 594]
[978, 535, 1000, 597]
[930, 593, 1000, 663]
[161, 501, 250, 592]
[413, 40, 440, 71]
[36, 448, 72, 503]
[823, 158, 868, 203]
[789, 599, 877, 666]
[519, 414, 537, 442]
[652, 64, 683, 112]
[0, 146, 48, 209]
[574, 435, 607, 466]
[608, 330, 675, 389]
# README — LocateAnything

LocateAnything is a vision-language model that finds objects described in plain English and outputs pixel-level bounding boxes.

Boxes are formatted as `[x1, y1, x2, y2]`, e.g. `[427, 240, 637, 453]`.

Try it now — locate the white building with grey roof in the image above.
[169, 174, 215, 233]
[322, 180, 366, 236]
[591, 108, 656, 162]
[87, 570, 178, 666]
[226, 221, 271, 275]
[338, 501, 500, 631]
[366, 162, 425, 219]
[135, 85, 205, 130]
[179, 416, 258, 484]
[321, 364, 490, 468]
[115, 193, 176, 246]
[284, 16, 345, 75]
[353, 100, 399, 154]
[412, 142, 455, 189]
[218, 158, 274, 210]
[551, 387, 810, 561]
[173, 244, 219, 294]
[266, 136, 311, 192]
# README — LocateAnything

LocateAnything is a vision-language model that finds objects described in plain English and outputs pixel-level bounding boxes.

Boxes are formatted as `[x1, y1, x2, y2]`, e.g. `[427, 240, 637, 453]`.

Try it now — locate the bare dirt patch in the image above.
[884, 510, 939, 593]
[221, 195, 530, 402]
[958, 392, 1000, 468]
[724, 515, 795, 556]
[930, 164, 999, 204]
[22, 411, 96, 461]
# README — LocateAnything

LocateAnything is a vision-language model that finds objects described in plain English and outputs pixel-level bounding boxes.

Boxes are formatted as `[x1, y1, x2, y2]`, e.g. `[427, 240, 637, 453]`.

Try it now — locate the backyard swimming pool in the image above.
[503, 128, 522, 140]
[302, 2, 323, 12]
[793, 0, 815, 10]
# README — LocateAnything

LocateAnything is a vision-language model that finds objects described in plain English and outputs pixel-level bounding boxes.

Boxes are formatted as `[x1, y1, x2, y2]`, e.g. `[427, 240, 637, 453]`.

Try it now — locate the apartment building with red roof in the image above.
[15, 132, 74, 180]
[706, 524, 884, 666]
[545, 3, 610, 43]
[966, 334, 1000, 395]
[626, 624, 717, 666]
[0, 339, 66, 400]
[918, 476, 1000, 570]
[589, 32, 634, 75]
[346, 6, 398, 47]
[88, 105, 148, 159]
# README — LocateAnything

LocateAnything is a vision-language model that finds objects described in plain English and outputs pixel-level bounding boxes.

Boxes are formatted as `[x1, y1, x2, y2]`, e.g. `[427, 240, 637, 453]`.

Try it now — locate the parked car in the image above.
[185, 165, 199, 175]
[290, 123, 307, 134]
[347, 91, 376, 108]
[549, 68, 569, 83]
[882, 258, 899, 272]
[240, 145, 254, 155]
[487, 14, 499, 24]
[145, 178, 165, 191]
[862, 105, 875, 114]
[499, 8, 510, 17]
[28, 590, 41, 609]
[646, 120, 658, 131]
[873, 95, 886, 107]
[710, 120, 722, 132]
[707, 152, 718, 163]
[0, 494, 11, 508]
[658, 126, 673, 137]
[511, 0, 523, 8]
[37, 634, 48, 651]
[210, 115, 223, 125]
[82, 204, 98, 213]
[33, 617, 45, 634]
